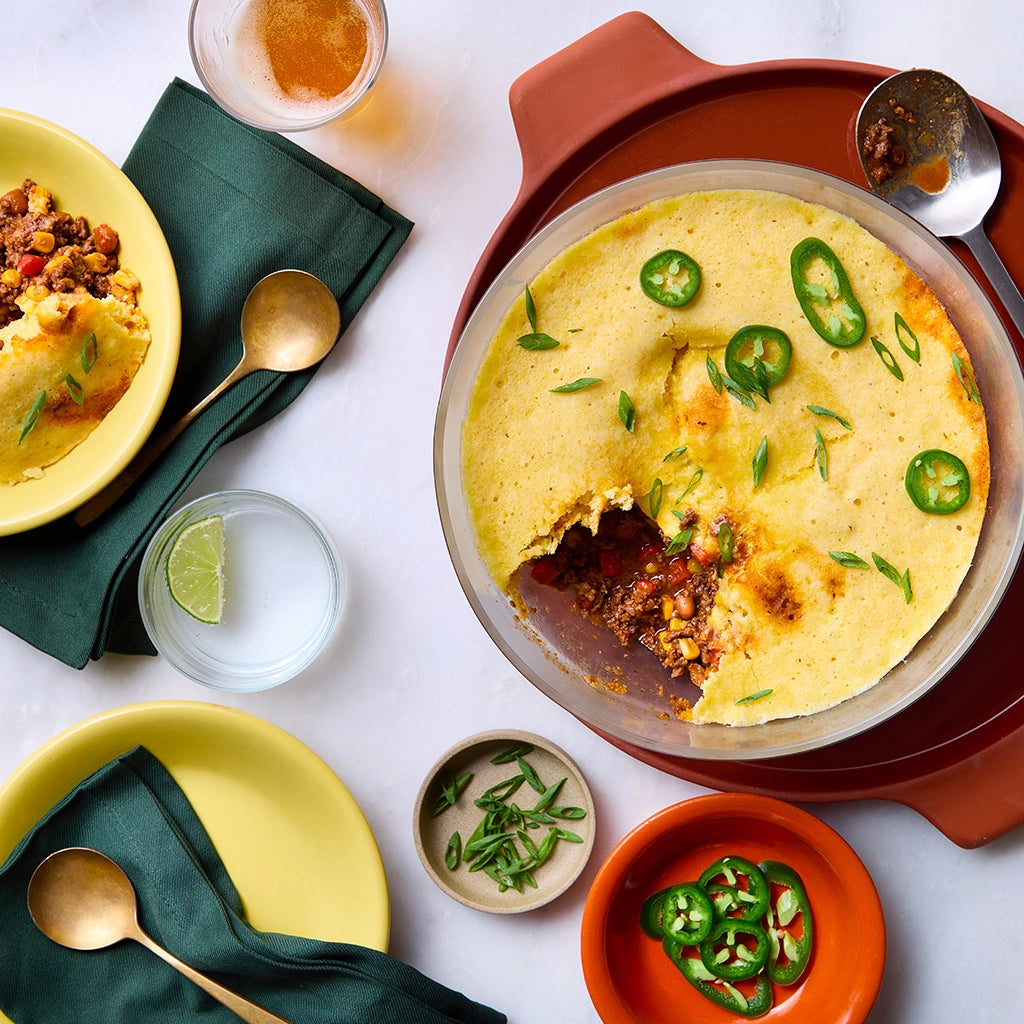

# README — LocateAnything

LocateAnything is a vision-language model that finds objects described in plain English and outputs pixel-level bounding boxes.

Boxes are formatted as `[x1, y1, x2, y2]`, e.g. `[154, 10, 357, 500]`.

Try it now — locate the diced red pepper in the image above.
[690, 542, 714, 567]
[633, 578, 657, 598]
[664, 557, 692, 587]
[598, 549, 621, 577]
[17, 253, 46, 276]
[530, 557, 560, 585]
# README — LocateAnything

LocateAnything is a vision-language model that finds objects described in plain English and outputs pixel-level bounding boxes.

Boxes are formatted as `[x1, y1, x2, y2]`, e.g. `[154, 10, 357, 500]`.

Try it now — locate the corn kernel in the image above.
[112, 268, 140, 290]
[25, 283, 49, 301]
[31, 230, 55, 254]
[1, 269, 21, 288]
[44, 254, 72, 276]
[84, 252, 108, 273]
[678, 638, 701, 660]
[669, 617, 685, 631]
[661, 596, 675, 620]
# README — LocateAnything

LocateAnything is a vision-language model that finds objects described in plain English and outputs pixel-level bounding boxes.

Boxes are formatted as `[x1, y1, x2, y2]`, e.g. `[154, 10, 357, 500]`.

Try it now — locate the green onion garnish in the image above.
[19, 391, 46, 444]
[618, 391, 636, 432]
[549, 377, 601, 393]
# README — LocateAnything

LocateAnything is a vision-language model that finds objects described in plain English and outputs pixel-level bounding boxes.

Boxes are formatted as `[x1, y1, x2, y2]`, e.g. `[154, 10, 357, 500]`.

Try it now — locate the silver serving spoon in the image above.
[856, 68, 1024, 333]
[27, 847, 290, 1024]
[74, 269, 341, 526]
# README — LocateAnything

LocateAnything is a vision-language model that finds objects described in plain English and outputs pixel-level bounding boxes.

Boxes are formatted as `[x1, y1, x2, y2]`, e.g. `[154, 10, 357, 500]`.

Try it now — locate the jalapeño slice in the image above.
[724, 325, 793, 398]
[790, 236, 866, 348]
[669, 945, 775, 1018]
[698, 918, 771, 981]
[640, 249, 701, 307]
[905, 449, 971, 514]
[660, 882, 715, 945]
[639, 886, 672, 940]
[760, 860, 814, 986]
[697, 855, 770, 923]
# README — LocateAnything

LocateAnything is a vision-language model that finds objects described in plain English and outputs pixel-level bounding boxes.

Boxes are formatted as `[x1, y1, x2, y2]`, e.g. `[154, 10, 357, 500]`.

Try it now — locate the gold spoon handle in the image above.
[133, 925, 291, 1024]
[72, 356, 251, 528]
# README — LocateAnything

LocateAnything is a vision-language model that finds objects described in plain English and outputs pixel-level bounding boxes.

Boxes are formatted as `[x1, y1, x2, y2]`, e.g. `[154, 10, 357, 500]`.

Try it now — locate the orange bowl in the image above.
[581, 793, 885, 1023]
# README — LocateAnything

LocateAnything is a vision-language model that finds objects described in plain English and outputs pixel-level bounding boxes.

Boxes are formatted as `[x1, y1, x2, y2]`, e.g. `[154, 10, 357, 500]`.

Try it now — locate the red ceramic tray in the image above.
[446, 12, 1024, 848]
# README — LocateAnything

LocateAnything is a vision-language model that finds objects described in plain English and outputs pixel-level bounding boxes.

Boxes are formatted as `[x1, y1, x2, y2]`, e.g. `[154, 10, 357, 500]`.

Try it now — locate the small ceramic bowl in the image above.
[138, 490, 344, 691]
[414, 729, 595, 913]
[189, 0, 388, 132]
[581, 793, 885, 1023]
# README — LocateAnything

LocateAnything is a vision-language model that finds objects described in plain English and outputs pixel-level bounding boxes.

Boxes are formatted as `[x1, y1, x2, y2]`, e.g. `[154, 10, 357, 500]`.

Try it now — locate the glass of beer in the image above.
[189, 0, 388, 131]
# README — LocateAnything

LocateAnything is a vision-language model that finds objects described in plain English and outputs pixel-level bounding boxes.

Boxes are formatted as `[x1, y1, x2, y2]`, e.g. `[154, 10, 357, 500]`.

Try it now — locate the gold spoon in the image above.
[27, 847, 291, 1024]
[74, 269, 341, 526]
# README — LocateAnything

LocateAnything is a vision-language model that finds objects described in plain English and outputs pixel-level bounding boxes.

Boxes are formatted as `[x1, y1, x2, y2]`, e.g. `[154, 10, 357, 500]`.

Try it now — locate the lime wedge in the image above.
[166, 515, 225, 624]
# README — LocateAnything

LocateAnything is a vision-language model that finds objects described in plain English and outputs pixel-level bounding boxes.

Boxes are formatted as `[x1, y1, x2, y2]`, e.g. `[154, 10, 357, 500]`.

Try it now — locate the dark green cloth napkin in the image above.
[0, 746, 505, 1024]
[0, 78, 412, 669]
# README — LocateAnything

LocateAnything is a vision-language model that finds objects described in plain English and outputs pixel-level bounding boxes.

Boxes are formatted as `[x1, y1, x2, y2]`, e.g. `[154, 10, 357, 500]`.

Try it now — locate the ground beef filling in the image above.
[529, 507, 721, 686]
[861, 117, 907, 187]
[0, 179, 123, 332]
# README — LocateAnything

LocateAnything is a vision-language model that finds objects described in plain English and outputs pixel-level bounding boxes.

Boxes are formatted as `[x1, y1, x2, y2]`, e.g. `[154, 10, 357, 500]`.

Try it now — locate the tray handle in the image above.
[445, 13, 717, 367]
[509, 11, 715, 187]
[882, 729, 1024, 848]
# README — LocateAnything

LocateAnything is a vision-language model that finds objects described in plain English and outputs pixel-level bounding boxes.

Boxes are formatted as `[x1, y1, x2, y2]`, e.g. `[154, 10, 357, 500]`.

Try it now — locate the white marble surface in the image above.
[4, 2, 1024, 1022]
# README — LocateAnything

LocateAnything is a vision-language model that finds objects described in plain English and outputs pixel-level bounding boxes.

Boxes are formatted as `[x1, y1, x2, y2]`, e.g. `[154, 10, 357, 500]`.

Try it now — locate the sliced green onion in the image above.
[19, 391, 46, 444]
[518, 333, 559, 350]
[524, 286, 538, 332]
[618, 391, 636, 432]
[952, 352, 982, 404]
[752, 436, 768, 488]
[430, 769, 474, 817]
[64, 373, 84, 405]
[723, 376, 756, 410]
[736, 688, 773, 705]
[872, 552, 913, 603]
[894, 312, 921, 362]
[717, 522, 735, 564]
[806, 404, 852, 430]
[871, 336, 904, 381]
[814, 427, 828, 481]
[518, 286, 559, 349]
[649, 477, 663, 518]
[706, 354, 723, 393]
[445, 832, 462, 870]
[665, 528, 694, 557]
[676, 468, 703, 501]
[491, 743, 534, 765]
[829, 550, 870, 569]
[550, 376, 601, 393]
[80, 332, 98, 373]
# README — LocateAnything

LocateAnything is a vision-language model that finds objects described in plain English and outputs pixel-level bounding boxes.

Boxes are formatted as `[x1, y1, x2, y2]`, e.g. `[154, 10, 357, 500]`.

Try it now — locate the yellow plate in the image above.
[0, 701, 389, 1024]
[0, 109, 180, 534]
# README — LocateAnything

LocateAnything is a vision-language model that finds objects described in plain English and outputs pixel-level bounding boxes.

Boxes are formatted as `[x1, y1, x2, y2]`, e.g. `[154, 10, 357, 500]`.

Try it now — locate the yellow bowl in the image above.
[0, 108, 180, 535]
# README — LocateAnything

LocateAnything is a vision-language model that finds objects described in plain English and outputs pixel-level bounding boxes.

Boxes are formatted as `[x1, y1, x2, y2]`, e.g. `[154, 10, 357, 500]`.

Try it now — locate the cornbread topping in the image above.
[461, 189, 989, 726]
[0, 180, 150, 484]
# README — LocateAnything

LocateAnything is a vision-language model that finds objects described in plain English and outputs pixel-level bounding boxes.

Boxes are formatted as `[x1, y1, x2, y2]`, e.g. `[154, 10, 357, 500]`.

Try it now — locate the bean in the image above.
[1, 188, 27, 215]
[674, 591, 696, 619]
[91, 223, 118, 255]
